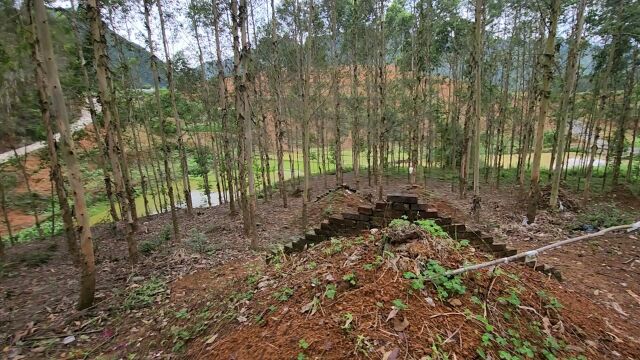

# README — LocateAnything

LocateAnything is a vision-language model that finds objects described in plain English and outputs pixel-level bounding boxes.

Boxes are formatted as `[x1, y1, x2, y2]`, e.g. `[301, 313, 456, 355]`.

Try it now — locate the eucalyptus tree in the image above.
[527, 0, 561, 223]
[31, 0, 95, 308]
[231, 0, 258, 244]
[156, 0, 194, 215]
[142, 0, 179, 239]
[550, 0, 588, 207]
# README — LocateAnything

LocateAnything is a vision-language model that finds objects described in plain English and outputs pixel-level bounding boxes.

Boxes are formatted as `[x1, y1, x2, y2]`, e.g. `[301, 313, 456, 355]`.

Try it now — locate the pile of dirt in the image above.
[188, 222, 640, 359]
[307, 187, 372, 225]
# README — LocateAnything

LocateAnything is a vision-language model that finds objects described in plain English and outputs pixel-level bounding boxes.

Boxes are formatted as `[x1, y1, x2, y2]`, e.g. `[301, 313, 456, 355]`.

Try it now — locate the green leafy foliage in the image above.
[124, 278, 166, 309]
[424, 260, 466, 299]
[342, 272, 357, 286]
[138, 225, 171, 255]
[324, 238, 344, 255]
[389, 217, 411, 229]
[415, 219, 449, 238]
[392, 299, 408, 310]
[186, 229, 211, 253]
[273, 287, 294, 301]
[324, 284, 337, 299]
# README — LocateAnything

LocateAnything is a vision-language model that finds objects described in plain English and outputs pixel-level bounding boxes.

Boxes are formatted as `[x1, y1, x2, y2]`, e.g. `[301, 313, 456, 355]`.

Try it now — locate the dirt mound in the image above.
[307, 187, 372, 225]
[189, 222, 640, 359]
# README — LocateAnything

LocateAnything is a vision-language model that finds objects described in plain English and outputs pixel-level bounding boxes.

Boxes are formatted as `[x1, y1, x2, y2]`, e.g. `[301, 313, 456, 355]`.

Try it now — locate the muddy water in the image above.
[89, 181, 219, 225]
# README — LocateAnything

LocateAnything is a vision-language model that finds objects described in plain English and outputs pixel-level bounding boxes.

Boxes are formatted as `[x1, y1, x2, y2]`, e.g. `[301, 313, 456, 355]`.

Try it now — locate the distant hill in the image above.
[53, 6, 166, 88]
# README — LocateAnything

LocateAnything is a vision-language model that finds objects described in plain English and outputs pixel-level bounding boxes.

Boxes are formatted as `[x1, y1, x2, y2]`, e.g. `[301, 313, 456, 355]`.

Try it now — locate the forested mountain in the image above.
[0, 3, 162, 148]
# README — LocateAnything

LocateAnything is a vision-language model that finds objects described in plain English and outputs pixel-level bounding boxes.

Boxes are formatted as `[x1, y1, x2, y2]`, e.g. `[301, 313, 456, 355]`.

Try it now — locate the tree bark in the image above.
[526, 0, 560, 223]
[32, 0, 95, 309]
[549, 0, 587, 207]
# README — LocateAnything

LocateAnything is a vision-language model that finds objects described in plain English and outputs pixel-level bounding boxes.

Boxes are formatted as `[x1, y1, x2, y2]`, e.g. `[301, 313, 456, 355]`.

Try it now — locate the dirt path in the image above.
[0, 107, 93, 164]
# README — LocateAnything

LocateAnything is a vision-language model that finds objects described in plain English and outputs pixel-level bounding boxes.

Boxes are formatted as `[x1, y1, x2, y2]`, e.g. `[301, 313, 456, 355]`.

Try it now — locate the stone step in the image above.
[410, 203, 430, 211]
[416, 208, 439, 219]
[443, 223, 466, 235]
[493, 248, 518, 258]
[467, 234, 494, 245]
[435, 217, 452, 226]
[491, 242, 507, 252]
[386, 194, 419, 204]
[305, 229, 327, 244]
[357, 206, 374, 215]
[343, 212, 370, 222]
[375, 201, 388, 210]
[391, 202, 411, 211]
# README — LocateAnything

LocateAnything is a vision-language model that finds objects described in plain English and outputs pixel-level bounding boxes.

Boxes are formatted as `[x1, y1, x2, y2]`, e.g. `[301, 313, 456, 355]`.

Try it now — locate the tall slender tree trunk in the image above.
[32, 0, 95, 308]
[471, 0, 483, 202]
[330, 0, 342, 186]
[550, 0, 587, 207]
[88, 0, 138, 262]
[526, 0, 560, 223]
[143, 0, 179, 239]
[351, 0, 360, 189]
[212, 0, 237, 215]
[269, 0, 288, 207]
[156, 0, 192, 214]
[611, 49, 638, 186]
[376, 0, 386, 201]
[232, 0, 258, 245]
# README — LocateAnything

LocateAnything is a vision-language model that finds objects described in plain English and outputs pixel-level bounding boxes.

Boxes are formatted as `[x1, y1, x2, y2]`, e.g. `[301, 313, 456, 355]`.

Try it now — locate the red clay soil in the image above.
[192, 229, 639, 359]
[1, 173, 640, 359]
[419, 176, 640, 326]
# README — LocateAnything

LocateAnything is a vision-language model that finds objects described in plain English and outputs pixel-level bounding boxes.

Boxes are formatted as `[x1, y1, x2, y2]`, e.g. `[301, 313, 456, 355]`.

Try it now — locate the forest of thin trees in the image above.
[0, 0, 639, 309]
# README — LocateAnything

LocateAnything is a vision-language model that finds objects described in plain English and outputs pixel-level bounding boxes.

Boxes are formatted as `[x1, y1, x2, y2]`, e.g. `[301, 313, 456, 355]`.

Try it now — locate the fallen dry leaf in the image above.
[386, 308, 399, 322]
[626, 289, 640, 305]
[609, 302, 629, 317]
[205, 334, 218, 344]
[392, 316, 409, 332]
[382, 347, 400, 360]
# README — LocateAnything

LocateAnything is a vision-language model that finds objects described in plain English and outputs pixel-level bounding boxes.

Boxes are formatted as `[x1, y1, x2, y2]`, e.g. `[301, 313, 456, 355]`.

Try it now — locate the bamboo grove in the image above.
[0, 0, 639, 308]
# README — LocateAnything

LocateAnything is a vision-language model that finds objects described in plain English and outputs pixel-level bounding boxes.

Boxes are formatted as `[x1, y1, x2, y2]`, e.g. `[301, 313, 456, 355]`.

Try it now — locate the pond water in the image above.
[89, 182, 219, 225]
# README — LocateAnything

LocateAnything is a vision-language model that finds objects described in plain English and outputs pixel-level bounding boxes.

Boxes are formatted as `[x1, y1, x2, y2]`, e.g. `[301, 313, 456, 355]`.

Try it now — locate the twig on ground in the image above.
[25, 328, 103, 342]
[445, 223, 639, 277]
[82, 331, 117, 360]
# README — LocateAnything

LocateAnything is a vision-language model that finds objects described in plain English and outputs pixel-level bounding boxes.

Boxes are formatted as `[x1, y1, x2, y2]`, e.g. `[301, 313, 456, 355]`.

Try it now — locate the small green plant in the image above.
[324, 284, 337, 299]
[299, 338, 309, 350]
[342, 272, 357, 286]
[246, 271, 261, 287]
[268, 244, 286, 268]
[497, 288, 521, 308]
[389, 217, 411, 229]
[424, 260, 466, 299]
[392, 299, 408, 310]
[297, 338, 310, 360]
[175, 308, 189, 319]
[186, 229, 211, 253]
[403, 271, 426, 290]
[273, 287, 294, 301]
[415, 219, 449, 238]
[170, 326, 192, 352]
[537, 290, 563, 310]
[324, 238, 343, 255]
[363, 255, 383, 271]
[455, 239, 470, 250]
[342, 312, 354, 330]
[306, 261, 317, 270]
[354, 334, 373, 354]
[124, 278, 166, 309]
